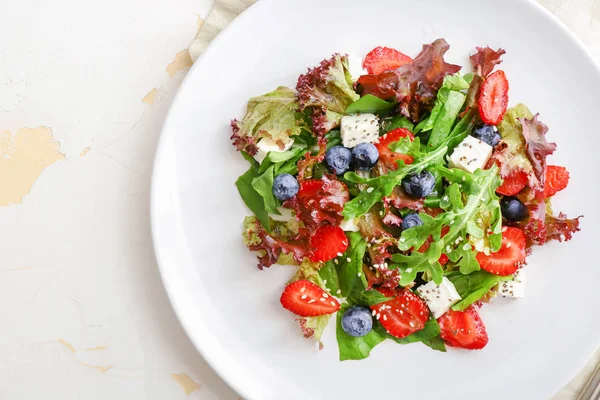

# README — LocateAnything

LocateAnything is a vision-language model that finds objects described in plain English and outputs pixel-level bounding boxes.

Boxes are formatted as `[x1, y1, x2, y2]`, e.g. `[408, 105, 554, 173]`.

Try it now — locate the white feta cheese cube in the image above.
[347, 54, 367, 82]
[416, 277, 462, 318]
[341, 114, 380, 148]
[497, 269, 526, 298]
[253, 138, 293, 164]
[340, 217, 360, 232]
[448, 135, 493, 174]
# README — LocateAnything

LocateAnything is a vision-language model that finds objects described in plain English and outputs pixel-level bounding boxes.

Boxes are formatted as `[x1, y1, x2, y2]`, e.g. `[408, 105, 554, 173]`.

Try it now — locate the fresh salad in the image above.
[230, 39, 581, 359]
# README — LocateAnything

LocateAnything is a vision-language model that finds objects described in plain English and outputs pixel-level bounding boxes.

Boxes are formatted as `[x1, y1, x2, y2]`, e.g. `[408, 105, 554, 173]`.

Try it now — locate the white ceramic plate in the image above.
[151, 0, 600, 398]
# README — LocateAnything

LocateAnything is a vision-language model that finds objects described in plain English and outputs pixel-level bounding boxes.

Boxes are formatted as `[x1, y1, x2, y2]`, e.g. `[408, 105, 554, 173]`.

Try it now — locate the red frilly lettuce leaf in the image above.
[470, 46, 506, 77]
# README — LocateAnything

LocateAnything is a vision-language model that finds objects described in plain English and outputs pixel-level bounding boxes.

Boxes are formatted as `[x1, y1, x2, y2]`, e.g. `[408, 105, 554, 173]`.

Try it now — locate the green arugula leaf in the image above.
[374, 318, 441, 344]
[391, 165, 502, 285]
[342, 138, 447, 220]
[381, 114, 414, 133]
[251, 165, 280, 215]
[241, 151, 259, 170]
[448, 270, 512, 311]
[346, 94, 397, 115]
[236, 168, 270, 229]
[336, 303, 386, 361]
[337, 232, 368, 297]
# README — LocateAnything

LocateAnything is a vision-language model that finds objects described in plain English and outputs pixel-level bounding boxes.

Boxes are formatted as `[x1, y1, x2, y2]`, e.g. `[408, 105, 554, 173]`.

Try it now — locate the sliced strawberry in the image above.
[544, 165, 569, 198]
[280, 280, 340, 317]
[478, 70, 509, 125]
[375, 128, 415, 170]
[309, 225, 349, 262]
[496, 170, 528, 196]
[370, 289, 429, 339]
[297, 179, 324, 199]
[476, 226, 526, 276]
[363, 46, 413, 75]
[438, 306, 489, 350]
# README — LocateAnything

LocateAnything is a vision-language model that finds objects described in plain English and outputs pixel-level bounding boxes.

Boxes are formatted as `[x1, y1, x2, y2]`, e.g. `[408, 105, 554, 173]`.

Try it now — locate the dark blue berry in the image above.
[500, 196, 529, 221]
[402, 170, 435, 198]
[401, 213, 423, 230]
[472, 125, 501, 147]
[341, 306, 373, 337]
[272, 173, 299, 201]
[325, 145, 352, 175]
[351, 143, 379, 170]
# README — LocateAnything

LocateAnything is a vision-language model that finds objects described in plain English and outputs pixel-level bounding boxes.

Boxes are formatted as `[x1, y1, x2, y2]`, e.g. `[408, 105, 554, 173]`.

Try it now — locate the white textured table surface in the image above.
[0, 1, 597, 399]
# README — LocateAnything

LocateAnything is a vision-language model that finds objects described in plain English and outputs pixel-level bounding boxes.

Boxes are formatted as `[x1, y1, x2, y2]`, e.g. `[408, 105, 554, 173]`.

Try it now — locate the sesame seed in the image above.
[337, 289, 342, 294]
[334, 259, 339, 265]
[323, 280, 327, 284]
[367, 187, 374, 193]
[357, 272, 362, 277]
[405, 268, 412, 273]
[400, 238, 406, 243]
[372, 310, 377, 316]
[301, 294, 307, 300]
[337, 252, 343, 257]
[400, 310, 404, 314]
[506, 242, 511, 248]
[320, 298, 325, 302]
[308, 299, 315, 304]
[330, 301, 337, 306]
[376, 313, 381, 320]
[300, 287, 306, 293]
[409, 321, 414, 327]
[347, 257, 352, 262]
[462, 176, 466, 182]
[323, 293, 329, 298]
[383, 315, 388, 321]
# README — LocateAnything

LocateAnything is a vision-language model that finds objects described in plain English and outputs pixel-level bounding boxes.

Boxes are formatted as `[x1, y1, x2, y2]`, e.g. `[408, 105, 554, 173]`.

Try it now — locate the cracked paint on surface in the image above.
[0, 127, 65, 206]
[142, 88, 158, 104]
[166, 50, 193, 77]
[172, 373, 200, 395]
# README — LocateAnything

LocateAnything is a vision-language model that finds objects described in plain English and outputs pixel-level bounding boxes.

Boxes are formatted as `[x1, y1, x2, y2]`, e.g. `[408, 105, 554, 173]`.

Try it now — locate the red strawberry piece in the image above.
[375, 128, 415, 170]
[370, 289, 429, 339]
[309, 225, 349, 262]
[280, 280, 340, 317]
[496, 170, 528, 196]
[478, 70, 509, 125]
[438, 306, 489, 350]
[363, 46, 413, 75]
[476, 226, 526, 276]
[544, 165, 569, 198]
[297, 179, 324, 199]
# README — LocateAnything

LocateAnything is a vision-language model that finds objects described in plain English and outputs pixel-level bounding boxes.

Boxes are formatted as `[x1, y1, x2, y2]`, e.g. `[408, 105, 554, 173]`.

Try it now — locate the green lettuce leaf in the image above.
[236, 167, 270, 229]
[390, 165, 502, 285]
[422, 336, 447, 352]
[348, 289, 393, 306]
[251, 165, 280, 214]
[342, 137, 448, 220]
[373, 318, 447, 352]
[336, 303, 386, 361]
[381, 114, 414, 133]
[346, 94, 397, 115]
[415, 73, 470, 149]
[448, 270, 512, 311]
[495, 104, 536, 179]
[337, 232, 368, 297]
[231, 86, 304, 154]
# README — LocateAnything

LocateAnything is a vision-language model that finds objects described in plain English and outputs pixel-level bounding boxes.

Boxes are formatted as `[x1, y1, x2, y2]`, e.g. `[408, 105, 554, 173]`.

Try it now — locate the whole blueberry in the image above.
[472, 125, 501, 147]
[341, 306, 373, 337]
[402, 170, 436, 198]
[500, 196, 529, 222]
[402, 213, 423, 230]
[272, 173, 299, 201]
[325, 145, 352, 175]
[351, 143, 379, 170]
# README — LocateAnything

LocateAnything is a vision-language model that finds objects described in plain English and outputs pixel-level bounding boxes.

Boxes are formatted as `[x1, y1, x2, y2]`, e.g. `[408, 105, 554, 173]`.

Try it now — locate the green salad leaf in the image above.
[348, 289, 393, 306]
[336, 303, 386, 361]
[231, 86, 304, 154]
[374, 318, 443, 345]
[251, 165, 280, 214]
[236, 167, 271, 229]
[337, 232, 368, 296]
[319, 261, 341, 295]
[391, 165, 502, 285]
[346, 94, 397, 115]
[448, 270, 512, 311]
[381, 114, 414, 133]
[342, 137, 448, 220]
[422, 336, 447, 352]
[415, 73, 470, 149]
